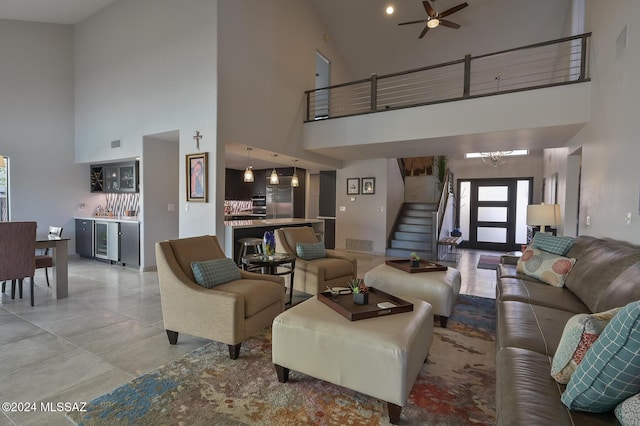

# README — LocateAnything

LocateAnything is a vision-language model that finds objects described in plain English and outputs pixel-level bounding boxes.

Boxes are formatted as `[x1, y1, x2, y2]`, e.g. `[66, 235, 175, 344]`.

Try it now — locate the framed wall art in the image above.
[362, 177, 375, 194]
[186, 152, 208, 202]
[347, 178, 360, 195]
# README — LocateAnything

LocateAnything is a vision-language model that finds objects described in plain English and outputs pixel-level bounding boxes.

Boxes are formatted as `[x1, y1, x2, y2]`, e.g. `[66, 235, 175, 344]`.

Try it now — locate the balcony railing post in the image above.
[370, 73, 378, 112]
[463, 54, 471, 97]
[306, 91, 311, 121]
[580, 35, 588, 81]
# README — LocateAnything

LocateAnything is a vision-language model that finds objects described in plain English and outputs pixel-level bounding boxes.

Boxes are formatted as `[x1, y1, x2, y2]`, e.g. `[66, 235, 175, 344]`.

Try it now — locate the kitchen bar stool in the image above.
[236, 237, 263, 267]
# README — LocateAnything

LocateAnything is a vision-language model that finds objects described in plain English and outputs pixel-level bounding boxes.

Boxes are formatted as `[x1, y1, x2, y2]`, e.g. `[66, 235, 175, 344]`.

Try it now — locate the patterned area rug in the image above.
[477, 255, 502, 270]
[68, 294, 496, 425]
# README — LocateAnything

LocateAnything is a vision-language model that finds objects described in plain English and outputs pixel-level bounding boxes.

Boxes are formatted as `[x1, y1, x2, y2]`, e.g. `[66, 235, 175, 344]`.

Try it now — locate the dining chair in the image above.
[35, 226, 63, 287]
[0, 221, 37, 306]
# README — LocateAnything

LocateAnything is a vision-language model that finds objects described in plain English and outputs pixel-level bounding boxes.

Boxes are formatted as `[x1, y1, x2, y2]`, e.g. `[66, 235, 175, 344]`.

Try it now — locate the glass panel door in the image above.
[0, 156, 8, 222]
[458, 178, 532, 251]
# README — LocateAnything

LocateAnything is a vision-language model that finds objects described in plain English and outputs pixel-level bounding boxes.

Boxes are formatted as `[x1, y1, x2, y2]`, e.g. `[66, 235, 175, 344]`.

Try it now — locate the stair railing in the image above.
[432, 171, 455, 258]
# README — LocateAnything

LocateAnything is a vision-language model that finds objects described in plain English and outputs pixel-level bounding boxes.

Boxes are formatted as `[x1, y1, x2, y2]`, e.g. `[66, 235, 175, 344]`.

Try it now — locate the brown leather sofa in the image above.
[496, 235, 640, 426]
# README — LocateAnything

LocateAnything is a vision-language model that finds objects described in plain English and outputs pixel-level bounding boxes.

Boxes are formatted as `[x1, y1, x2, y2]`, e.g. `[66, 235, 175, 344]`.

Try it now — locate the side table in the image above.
[242, 253, 296, 305]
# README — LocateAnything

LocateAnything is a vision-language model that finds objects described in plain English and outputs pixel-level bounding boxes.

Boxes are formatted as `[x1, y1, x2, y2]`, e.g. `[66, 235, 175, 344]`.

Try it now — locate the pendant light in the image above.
[291, 159, 300, 187]
[243, 147, 254, 182]
[269, 154, 279, 184]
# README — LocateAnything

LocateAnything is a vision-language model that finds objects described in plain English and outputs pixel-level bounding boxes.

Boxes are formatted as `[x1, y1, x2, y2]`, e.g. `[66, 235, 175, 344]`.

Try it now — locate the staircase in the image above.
[385, 203, 436, 260]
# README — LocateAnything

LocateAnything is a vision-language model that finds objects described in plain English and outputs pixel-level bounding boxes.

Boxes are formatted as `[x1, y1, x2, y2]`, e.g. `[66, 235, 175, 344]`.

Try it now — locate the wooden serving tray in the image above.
[317, 287, 413, 321]
[385, 259, 448, 273]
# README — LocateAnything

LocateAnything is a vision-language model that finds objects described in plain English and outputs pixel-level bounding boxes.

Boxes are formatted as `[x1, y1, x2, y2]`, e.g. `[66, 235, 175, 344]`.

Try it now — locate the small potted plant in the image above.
[348, 278, 369, 305]
[409, 252, 421, 268]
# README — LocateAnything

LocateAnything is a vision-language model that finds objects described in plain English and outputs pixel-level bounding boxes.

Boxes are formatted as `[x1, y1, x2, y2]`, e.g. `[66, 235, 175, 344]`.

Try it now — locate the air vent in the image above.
[111, 140, 121, 149]
[346, 239, 373, 252]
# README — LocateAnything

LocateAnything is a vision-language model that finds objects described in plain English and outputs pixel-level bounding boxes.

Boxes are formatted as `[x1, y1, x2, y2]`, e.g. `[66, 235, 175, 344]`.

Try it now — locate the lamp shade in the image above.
[526, 204, 560, 227]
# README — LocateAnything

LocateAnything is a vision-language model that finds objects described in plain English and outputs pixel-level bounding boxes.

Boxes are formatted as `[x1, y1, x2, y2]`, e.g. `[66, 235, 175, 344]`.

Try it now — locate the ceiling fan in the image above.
[398, 0, 469, 39]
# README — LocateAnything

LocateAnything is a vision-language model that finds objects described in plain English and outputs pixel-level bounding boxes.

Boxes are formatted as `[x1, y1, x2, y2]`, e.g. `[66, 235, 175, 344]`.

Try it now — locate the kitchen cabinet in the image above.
[90, 161, 139, 193]
[75, 219, 94, 258]
[119, 222, 140, 267]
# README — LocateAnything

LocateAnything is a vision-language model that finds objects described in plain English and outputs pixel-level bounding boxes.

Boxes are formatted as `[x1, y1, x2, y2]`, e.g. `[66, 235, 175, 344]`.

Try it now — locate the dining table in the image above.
[36, 236, 70, 299]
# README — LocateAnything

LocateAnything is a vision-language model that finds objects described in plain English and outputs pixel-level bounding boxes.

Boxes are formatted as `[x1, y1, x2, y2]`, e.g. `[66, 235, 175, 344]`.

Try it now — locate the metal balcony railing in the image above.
[305, 33, 591, 122]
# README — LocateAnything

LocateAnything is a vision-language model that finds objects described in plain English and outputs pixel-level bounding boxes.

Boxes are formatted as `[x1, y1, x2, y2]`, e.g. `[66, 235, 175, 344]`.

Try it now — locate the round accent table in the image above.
[242, 253, 296, 305]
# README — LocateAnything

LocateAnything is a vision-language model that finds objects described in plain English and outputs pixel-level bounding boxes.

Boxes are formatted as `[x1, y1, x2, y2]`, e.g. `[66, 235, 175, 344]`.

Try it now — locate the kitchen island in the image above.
[224, 218, 324, 260]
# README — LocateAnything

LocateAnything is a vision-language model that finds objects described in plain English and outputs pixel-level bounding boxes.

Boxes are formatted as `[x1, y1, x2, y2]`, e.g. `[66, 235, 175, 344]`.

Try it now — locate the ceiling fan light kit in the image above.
[398, 0, 468, 39]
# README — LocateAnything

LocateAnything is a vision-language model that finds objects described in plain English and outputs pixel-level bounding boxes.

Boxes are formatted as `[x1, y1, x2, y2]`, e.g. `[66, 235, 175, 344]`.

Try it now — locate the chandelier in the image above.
[480, 151, 512, 168]
[465, 150, 529, 167]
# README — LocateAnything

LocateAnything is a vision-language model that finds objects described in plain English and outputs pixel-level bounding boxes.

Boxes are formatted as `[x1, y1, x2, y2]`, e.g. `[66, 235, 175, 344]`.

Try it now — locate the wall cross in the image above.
[193, 130, 203, 150]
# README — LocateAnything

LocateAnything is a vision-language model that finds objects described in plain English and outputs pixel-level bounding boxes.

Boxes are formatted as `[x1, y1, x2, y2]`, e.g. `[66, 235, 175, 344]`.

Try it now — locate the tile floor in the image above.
[0, 248, 501, 425]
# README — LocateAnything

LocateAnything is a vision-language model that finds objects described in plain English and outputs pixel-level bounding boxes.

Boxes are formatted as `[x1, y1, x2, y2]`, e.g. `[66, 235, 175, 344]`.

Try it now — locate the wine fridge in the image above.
[94, 221, 119, 262]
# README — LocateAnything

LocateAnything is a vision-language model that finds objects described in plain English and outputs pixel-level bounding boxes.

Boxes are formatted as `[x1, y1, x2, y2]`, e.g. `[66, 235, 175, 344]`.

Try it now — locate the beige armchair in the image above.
[156, 235, 285, 359]
[275, 226, 357, 295]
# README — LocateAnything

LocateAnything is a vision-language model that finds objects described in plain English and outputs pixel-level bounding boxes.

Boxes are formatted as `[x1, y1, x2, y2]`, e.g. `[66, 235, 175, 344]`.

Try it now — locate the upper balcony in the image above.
[302, 34, 592, 162]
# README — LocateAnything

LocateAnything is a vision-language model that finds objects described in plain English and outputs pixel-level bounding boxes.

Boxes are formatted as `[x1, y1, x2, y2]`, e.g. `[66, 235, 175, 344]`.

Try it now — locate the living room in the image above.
[1, 0, 640, 424]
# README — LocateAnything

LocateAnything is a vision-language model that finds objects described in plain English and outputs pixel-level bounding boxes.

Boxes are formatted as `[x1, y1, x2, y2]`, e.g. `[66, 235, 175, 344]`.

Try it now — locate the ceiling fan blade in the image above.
[439, 2, 468, 19]
[439, 19, 461, 29]
[398, 19, 428, 26]
[419, 25, 430, 39]
[422, 0, 437, 18]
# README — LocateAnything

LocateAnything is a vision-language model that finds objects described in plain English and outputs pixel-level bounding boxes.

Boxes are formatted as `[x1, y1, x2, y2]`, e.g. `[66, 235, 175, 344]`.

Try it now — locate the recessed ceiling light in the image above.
[386, 5, 394, 15]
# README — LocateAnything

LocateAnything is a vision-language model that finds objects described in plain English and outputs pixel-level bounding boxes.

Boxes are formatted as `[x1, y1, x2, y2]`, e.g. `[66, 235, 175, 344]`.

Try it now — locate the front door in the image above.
[459, 178, 531, 251]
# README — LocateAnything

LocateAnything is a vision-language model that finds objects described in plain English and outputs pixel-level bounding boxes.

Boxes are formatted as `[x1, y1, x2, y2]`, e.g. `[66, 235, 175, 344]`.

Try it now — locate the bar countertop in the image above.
[224, 217, 322, 229]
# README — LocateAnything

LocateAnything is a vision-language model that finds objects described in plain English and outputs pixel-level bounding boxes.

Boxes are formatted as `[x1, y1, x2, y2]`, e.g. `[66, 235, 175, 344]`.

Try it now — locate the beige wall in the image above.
[546, 0, 640, 244]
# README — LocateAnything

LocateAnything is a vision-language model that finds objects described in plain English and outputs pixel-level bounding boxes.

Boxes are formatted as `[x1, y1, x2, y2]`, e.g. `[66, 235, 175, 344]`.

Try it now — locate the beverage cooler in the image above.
[94, 221, 119, 262]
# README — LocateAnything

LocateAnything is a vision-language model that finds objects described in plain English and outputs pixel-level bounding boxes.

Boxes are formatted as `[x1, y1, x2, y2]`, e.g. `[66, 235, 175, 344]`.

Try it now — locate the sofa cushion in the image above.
[615, 393, 640, 426]
[564, 236, 640, 313]
[551, 307, 622, 384]
[496, 347, 619, 426]
[532, 233, 575, 256]
[191, 258, 241, 288]
[497, 301, 581, 356]
[215, 278, 283, 317]
[597, 261, 640, 312]
[309, 257, 354, 281]
[562, 300, 640, 413]
[296, 241, 326, 260]
[516, 247, 576, 287]
[167, 235, 227, 282]
[497, 277, 590, 313]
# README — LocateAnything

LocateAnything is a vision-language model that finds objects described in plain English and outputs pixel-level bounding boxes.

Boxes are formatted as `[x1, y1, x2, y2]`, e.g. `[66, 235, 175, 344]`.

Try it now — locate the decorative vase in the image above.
[410, 259, 420, 268]
[353, 293, 368, 305]
[263, 231, 275, 256]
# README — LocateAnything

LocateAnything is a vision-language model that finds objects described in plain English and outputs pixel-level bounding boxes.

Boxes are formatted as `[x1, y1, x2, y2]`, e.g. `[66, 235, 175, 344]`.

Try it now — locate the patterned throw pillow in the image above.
[551, 307, 622, 384]
[615, 394, 640, 425]
[531, 233, 575, 256]
[562, 300, 640, 413]
[516, 247, 576, 287]
[191, 258, 241, 288]
[296, 242, 326, 260]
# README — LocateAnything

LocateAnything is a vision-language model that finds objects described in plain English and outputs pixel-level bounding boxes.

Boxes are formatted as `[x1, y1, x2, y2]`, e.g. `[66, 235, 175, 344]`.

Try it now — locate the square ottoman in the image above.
[364, 264, 461, 327]
[272, 296, 433, 424]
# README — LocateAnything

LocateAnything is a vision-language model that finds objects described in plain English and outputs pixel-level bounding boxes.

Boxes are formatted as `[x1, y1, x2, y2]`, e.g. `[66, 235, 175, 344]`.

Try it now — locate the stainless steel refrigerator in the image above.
[266, 176, 293, 219]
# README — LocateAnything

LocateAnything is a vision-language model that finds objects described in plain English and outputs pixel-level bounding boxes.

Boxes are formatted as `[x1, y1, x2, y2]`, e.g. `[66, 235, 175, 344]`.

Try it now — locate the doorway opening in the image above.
[315, 51, 330, 119]
[458, 178, 532, 251]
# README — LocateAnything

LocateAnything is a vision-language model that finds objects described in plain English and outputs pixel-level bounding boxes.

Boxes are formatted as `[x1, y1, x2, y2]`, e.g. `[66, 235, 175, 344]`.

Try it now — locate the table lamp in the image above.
[526, 204, 560, 235]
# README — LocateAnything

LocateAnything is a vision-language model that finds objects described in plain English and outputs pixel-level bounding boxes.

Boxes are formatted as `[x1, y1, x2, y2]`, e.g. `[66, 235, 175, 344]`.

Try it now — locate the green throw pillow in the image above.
[561, 300, 640, 413]
[191, 258, 241, 288]
[532, 233, 575, 256]
[296, 241, 326, 260]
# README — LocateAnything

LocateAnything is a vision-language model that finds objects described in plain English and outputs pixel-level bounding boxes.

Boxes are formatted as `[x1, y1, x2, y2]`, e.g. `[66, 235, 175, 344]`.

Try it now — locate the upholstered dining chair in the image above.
[274, 226, 357, 295]
[156, 235, 285, 359]
[0, 221, 37, 306]
[35, 226, 63, 287]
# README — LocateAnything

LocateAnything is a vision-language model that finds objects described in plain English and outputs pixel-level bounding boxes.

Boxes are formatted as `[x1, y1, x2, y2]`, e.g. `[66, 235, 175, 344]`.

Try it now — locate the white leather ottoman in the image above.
[364, 264, 461, 327]
[272, 296, 433, 424]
